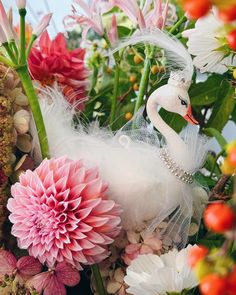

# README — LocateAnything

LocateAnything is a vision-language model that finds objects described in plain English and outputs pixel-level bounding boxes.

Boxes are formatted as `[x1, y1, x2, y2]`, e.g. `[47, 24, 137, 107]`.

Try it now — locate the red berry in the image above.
[184, 0, 212, 19]
[227, 30, 236, 51]
[226, 267, 236, 295]
[218, 6, 236, 23]
[188, 245, 209, 268]
[200, 274, 227, 295]
[228, 147, 236, 167]
[203, 203, 235, 233]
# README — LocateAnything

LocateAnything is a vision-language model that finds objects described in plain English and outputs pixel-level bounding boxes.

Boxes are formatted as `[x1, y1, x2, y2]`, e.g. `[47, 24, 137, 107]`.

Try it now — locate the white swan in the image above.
[36, 29, 210, 248]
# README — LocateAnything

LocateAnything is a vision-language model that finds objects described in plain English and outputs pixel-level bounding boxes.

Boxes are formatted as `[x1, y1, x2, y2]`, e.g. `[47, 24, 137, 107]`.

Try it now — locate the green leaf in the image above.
[189, 75, 224, 106]
[203, 127, 227, 149]
[206, 79, 235, 132]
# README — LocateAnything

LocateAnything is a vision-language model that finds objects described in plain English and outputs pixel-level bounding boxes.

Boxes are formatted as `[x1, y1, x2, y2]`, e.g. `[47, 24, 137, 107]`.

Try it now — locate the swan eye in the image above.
[178, 96, 188, 107]
[181, 100, 187, 106]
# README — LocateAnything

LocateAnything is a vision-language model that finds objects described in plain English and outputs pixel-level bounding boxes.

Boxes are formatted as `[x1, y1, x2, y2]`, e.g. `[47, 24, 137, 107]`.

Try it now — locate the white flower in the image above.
[124, 245, 198, 295]
[16, 0, 26, 9]
[183, 13, 236, 74]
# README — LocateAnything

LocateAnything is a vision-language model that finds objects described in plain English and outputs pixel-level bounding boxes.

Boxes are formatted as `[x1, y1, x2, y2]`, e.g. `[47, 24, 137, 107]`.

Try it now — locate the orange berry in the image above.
[218, 5, 236, 23]
[125, 112, 133, 121]
[188, 245, 209, 268]
[227, 30, 236, 51]
[134, 55, 143, 64]
[228, 147, 236, 167]
[226, 266, 236, 295]
[151, 65, 159, 74]
[133, 83, 139, 91]
[184, 0, 211, 19]
[129, 75, 137, 83]
[203, 203, 235, 233]
[200, 274, 227, 295]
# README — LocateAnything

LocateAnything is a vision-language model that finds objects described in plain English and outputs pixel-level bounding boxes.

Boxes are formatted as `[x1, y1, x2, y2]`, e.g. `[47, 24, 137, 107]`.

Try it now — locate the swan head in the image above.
[150, 83, 198, 125]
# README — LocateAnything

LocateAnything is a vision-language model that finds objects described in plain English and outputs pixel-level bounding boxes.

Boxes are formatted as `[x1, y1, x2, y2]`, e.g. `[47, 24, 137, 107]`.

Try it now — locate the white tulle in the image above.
[34, 85, 209, 248]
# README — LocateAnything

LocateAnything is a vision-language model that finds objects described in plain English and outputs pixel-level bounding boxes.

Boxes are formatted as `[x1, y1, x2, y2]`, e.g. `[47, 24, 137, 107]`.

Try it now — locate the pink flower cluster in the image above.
[8, 157, 122, 270]
[122, 231, 162, 265]
[28, 32, 89, 110]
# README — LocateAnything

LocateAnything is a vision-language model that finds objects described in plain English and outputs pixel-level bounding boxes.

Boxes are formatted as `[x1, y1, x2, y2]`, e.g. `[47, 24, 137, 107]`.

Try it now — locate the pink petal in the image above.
[44, 275, 66, 295]
[0, 250, 17, 276]
[26, 272, 51, 293]
[55, 262, 80, 287]
[17, 256, 42, 280]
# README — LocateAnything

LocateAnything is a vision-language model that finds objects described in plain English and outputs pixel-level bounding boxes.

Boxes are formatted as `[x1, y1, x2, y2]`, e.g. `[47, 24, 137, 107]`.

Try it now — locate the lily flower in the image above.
[110, 0, 172, 30]
[107, 14, 118, 45]
[66, 0, 113, 39]
[0, 0, 15, 41]
[0, 25, 7, 45]
[32, 13, 53, 37]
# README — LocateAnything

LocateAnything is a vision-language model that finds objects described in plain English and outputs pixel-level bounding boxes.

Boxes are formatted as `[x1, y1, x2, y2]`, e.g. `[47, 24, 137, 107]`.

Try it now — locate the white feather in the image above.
[112, 28, 194, 82]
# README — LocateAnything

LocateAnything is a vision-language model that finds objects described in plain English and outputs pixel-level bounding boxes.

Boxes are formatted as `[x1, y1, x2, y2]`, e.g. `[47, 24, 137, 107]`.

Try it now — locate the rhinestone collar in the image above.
[159, 148, 194, 184]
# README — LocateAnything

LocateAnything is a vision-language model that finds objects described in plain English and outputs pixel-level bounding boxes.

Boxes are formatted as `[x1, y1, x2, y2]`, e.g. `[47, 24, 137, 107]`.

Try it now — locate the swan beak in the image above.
[184, 107, 198, 125]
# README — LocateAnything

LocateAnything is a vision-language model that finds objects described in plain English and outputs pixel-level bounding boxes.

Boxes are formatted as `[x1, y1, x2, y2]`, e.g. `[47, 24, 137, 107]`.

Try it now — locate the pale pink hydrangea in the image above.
[7, 157, 122, 270]
[122, 231, 162, 265]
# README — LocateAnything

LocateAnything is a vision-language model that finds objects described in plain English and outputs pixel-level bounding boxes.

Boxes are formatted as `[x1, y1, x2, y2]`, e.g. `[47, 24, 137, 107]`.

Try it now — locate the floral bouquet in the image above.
[0, 0, 236, 295]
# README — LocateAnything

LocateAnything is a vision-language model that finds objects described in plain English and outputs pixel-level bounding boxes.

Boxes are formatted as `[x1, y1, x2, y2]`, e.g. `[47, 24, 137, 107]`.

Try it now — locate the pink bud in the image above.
[32, 13, 52, 37]
[0, 1, 15, 40]
[16, 0, 26, 9]
[0, 25, 7, 44]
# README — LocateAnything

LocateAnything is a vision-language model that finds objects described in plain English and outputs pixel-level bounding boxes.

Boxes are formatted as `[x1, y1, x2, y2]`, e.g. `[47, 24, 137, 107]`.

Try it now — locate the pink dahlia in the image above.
[28, 31, 89, 110]
[27, 262, 80, 295]
[7, 157, 122, 270]
[0, 249, 42, 281]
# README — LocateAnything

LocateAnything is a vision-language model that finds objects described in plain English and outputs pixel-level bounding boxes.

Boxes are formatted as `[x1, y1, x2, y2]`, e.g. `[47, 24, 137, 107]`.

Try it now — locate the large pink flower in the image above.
[28, 31, 89, 110]
[7, 157, 122, 270]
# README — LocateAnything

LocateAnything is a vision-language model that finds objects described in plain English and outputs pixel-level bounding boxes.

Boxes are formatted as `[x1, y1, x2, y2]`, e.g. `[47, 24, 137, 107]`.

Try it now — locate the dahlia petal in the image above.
[82, 179, 103, 199]
[17, 256, 42, 280]
[0, 250, 17, 276]
[55, 262, 80, 287]
[86, 231, 105, 244]
[85, 216, 109, 227]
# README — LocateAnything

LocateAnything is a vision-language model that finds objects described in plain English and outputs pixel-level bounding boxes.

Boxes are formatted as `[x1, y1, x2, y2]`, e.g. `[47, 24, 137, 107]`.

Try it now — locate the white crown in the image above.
[168, 71, 192, 90]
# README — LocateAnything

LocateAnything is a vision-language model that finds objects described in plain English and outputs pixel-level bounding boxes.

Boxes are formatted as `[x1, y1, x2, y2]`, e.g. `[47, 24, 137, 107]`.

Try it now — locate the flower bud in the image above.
[16, 0, 26, 9]
[32, 13, 52, 37]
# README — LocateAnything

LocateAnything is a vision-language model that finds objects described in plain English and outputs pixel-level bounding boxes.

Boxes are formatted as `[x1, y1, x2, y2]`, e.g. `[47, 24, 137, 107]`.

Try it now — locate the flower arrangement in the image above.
[0, 0, 235, 295]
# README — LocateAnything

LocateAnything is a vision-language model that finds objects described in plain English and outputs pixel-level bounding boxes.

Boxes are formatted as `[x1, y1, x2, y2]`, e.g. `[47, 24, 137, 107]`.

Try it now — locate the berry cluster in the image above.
[188, 202, 236, 295]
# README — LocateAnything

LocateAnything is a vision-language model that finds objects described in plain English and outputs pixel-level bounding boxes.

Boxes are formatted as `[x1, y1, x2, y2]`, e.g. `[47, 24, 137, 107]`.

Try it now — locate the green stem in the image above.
[0, 55, 14, 67]
[19, 8, 27, 63]
[109, 61, 120, 128]
[134, 49, 151, 114]
[10, 40, 19, 61]
[26, 35, 37, 60]
[3, 43, 17, 64]
[169, 15, 187, 34]
[91, 264, 106, 295]
[16, 65, 49, 159]
[89, 66, 99, 96]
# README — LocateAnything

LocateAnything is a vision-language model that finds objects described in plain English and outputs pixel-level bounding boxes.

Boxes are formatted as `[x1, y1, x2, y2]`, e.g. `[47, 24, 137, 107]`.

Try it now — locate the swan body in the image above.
[35, 29, 210, 248]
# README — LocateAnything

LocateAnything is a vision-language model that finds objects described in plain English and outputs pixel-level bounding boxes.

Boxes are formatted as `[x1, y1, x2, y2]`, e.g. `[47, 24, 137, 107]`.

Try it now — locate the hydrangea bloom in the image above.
[8, 157, 122, 270]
